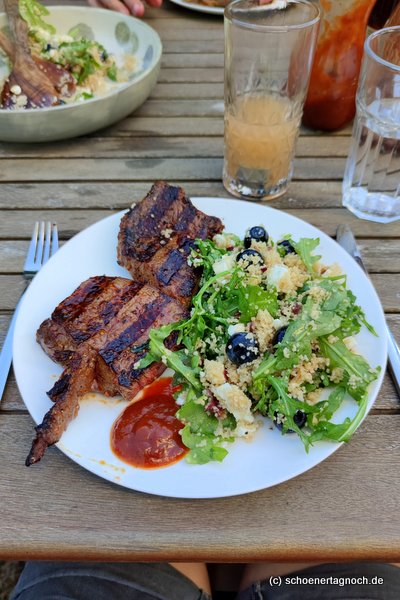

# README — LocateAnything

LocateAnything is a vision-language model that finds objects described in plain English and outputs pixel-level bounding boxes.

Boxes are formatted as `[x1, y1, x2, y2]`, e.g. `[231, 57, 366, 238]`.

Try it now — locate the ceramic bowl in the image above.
[0, 6, 162, 142]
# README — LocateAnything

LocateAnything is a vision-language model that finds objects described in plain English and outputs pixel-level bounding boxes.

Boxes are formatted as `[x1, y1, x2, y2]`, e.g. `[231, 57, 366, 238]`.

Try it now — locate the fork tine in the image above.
[42, 222, 51, 264]
[23, 221, 58, 274]
[51, 223, 59, 255]
[35, 221, 46, 266]
[23, 222, 39, 272]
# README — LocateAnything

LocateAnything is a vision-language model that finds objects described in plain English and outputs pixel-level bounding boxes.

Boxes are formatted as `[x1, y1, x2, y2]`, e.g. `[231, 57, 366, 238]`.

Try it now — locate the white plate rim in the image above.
[168, 0, 224, 16]
[13, 197, 388, 498]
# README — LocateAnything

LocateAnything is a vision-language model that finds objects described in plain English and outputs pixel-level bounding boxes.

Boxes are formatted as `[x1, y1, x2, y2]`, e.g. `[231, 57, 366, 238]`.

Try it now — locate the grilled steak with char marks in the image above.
[28, 275, 188, 465]
[117, 181, 223, 305]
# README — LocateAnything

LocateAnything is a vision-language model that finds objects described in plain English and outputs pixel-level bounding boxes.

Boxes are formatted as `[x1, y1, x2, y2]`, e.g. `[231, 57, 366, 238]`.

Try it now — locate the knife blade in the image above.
[336, 224, 400, 398]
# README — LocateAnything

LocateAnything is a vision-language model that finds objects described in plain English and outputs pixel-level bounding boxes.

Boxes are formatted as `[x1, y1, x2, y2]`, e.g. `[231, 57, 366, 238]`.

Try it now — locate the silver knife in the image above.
[336, 224, 400, 397]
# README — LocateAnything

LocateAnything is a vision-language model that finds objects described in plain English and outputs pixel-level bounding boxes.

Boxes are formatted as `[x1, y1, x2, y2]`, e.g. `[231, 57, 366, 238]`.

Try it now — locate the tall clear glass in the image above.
[342, 26, 400, 223]
[223, 0, 320, 201]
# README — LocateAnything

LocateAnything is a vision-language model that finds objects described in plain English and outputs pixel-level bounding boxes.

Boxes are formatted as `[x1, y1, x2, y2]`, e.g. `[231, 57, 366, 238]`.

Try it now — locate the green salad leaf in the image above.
[319, 337, 380, 402]
[292, 237, 321, 273]
[19, 0, 56, 34]
[177, 399, 232, 464]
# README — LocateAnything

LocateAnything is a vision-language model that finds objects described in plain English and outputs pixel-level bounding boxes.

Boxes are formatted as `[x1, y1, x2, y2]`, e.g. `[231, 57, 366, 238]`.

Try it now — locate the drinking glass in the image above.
[223, 0, 320, 201]
[342, 26, 400, 223]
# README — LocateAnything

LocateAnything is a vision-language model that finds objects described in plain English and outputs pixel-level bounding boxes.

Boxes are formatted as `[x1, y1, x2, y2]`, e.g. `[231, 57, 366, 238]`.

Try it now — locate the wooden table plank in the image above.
[0, 181, 358, 210]
[1, 209, 399, 238]
[0, 156, 353, 181]
[151, 82, 224, 98]
[161, 53, 224, 68]
[0, 136, 351, 157]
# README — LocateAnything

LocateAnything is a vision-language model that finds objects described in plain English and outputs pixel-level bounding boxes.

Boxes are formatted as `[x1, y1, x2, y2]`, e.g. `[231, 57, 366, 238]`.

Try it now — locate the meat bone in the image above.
[0, 0, 75, 109]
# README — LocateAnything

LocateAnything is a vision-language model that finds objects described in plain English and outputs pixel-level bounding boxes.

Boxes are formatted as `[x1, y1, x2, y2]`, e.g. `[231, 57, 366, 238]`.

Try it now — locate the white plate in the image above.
[168, 0, 224, 16]
[13, 199, 387, 498]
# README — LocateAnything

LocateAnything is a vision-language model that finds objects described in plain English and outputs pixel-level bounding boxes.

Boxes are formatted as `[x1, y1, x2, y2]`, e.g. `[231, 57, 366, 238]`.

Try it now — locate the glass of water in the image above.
[342, 26, 400, 223]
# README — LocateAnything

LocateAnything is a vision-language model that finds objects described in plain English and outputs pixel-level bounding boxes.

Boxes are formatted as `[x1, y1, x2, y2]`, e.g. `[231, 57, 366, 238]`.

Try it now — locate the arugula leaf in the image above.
[339, 289, 378, 337]
[140, 323, 202, 391]
[178, 399, 218, 435]
[237, 285, 279, 321]
[57, 40, 102, 84]
[180, 426, 228, 464]
[190, 239, 228, 280]
[107, 64, 118, 81]
[178, 400, 230, 464]
[309, 394, 369, 443]
[267, 376, 311, 449]
[319, 337, 379, 402]
[19, 0, 56, 34]
[312, 386, 346, 422]
[292, 237, 321, 273]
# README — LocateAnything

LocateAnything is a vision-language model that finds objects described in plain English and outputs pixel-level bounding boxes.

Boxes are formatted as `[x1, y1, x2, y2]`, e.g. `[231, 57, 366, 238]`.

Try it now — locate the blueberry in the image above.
[278, 239, 296, 255]
[45, 44, 53, 51]
[293, 410, 307, 428]
[244, 226, 269, 248]
[274, 409, 307, 432]
[226, 332, 259, 365]
[236, 249, 264, 269]
[273, 326, 288, 345]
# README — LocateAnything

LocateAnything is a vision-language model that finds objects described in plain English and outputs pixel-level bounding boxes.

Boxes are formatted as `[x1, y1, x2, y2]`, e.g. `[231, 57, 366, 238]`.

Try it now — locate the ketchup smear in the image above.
[111, 378, 188, 469]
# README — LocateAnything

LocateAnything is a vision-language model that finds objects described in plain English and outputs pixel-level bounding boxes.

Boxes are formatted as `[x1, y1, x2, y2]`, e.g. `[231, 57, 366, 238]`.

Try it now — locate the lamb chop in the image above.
[27, 276, 188, 465]
[118, 181, 223, 306]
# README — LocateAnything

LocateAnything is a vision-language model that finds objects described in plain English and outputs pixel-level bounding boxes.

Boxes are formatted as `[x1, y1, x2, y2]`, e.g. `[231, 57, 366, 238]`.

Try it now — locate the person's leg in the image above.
[170, 562, 212, 595]
[10, 561, 211, 600]
[237, 562, 400, 599]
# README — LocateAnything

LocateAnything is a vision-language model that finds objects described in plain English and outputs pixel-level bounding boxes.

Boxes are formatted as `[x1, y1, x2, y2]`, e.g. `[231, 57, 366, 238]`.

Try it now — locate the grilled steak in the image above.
[28, 275, 188, 465]
[37, 276, 143, 367]
[117, 181, 223, 305]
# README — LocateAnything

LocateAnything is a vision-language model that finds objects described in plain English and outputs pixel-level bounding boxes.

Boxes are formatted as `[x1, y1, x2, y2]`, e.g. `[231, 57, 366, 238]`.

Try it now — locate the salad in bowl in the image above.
[0, 1, 161, 140]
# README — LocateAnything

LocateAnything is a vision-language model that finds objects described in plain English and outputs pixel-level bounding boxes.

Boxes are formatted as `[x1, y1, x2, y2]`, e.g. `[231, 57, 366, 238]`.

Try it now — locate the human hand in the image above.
[87, 0, 163, 18]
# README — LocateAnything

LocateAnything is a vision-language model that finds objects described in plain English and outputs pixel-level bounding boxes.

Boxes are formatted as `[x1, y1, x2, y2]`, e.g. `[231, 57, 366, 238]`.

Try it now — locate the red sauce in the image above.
[302, 0, 376, 131]
[111, 378, 188, 469]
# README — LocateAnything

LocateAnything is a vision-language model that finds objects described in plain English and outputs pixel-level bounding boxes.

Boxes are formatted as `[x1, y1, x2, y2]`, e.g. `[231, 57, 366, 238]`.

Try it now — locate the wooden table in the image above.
[0, 0, 399, 563]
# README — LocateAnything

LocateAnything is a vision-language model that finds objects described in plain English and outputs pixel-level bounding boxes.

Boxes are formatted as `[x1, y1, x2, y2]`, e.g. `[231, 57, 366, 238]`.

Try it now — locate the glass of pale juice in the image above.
[342, 26, 400, 223]
[223, 0, 320, 200]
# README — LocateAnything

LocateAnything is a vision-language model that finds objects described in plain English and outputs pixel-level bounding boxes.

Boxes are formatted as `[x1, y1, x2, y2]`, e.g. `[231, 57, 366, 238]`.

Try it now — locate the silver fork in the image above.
[0, 222, 58, 401]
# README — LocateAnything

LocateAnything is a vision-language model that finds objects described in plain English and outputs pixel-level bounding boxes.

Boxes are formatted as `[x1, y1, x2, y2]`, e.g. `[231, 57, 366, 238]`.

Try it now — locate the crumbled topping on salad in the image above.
[138, 228, 381, 465]
[203, 359, 226, 386]
[251, 309, 275, 353]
